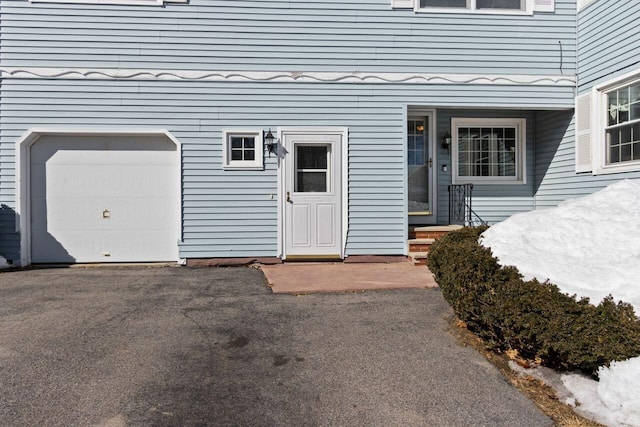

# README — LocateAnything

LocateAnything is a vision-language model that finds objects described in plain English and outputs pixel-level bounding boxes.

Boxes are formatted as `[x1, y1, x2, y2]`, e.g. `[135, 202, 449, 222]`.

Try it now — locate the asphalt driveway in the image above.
[0, 266, 551, 426]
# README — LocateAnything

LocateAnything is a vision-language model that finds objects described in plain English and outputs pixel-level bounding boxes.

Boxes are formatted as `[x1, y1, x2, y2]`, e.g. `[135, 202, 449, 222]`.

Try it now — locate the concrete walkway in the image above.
[262, 261, 438, 294]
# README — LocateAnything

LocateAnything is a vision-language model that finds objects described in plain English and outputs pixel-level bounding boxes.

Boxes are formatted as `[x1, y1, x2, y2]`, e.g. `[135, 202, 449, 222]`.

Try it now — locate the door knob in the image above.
[286, 192, 292, 203]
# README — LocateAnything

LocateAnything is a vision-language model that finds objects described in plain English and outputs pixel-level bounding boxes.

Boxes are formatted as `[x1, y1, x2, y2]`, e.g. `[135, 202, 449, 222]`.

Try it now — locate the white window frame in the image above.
[222, 130, 264, 171]
[451, 117, 527, 185]
[29, 0, 186, 5]
[592, 68, 640, 175]
[416, 0, 534, 15]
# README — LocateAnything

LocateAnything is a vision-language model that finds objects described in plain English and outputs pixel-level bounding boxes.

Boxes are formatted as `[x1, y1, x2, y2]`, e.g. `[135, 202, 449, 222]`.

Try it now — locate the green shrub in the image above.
[428, 227, 640, 377]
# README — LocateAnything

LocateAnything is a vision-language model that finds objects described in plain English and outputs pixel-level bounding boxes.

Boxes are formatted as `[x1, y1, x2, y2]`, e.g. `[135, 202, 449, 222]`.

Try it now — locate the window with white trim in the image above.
[587, 69, 640, 175]
[29, 0, 186, 5]
[605, 81, 640, 166]
[222, 130, 264, 170]
[421, 0, 523, 9]
[451, 118, 526, 184]
[391, 0, 553, 13]
[418, 0, 531, 13]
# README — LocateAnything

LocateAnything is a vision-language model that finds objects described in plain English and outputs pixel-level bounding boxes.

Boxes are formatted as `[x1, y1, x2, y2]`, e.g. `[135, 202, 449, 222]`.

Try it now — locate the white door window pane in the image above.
[295, 145, 330, 193]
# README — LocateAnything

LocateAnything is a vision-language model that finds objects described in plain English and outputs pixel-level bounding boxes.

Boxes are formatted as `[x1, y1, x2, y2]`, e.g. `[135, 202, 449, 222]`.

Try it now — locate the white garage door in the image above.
[30, 135, 180, 263]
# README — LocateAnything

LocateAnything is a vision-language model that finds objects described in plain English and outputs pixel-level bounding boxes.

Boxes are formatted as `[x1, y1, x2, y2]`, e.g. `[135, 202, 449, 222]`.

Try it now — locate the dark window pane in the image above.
[297, 172, 327, 192]
[631, 103, 640, 121]
[244, 138, 255, 149]
[632, 84, 640, 103]
[610, 145, 620, 164]
[408, 151, 416, 166]
[607, 129, 620, 147]
[421, 0, 467, 7]
[231, 149, 243, 161]
[408, 120, 415, 134]
[633, 122, 640, 142]
[297, 146, 328, 169]
[633, 143, 640, 161]
[621, 124, 632, 143]
[231, 137, 243, 149]
[505, 141, 516, 152]
[619, 87, 630, 106]
[244, 150, 255, 161]
[619, 108, 629, 123]
[621, 144, 632, 162]
[477, 0, 521, 8]
[504, 128, 516, 139]
[608, 92, 618, 125]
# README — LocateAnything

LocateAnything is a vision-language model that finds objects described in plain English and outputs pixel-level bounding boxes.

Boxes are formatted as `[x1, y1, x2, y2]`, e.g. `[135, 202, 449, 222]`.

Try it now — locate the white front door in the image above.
[282, 131, 343, 259]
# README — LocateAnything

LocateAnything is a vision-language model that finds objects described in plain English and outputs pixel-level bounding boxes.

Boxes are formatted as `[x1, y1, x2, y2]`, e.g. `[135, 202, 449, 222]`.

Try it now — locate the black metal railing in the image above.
[448, 184, 487, 227]
[448, 184, 473, 225]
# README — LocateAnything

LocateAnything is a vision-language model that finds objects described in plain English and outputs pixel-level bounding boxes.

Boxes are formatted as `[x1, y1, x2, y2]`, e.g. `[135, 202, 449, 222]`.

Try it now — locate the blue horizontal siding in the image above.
[577, 0, 640, 93]
[530, 0, 640, 214]
[534, 110, 640, 209]
[0, 78, 575, 259]
[1, 0, 576, 75]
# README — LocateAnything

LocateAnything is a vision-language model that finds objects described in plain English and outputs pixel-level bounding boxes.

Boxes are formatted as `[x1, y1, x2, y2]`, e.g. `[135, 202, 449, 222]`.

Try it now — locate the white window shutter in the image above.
[533, 0, 554, 12]
[391, 0, 414, 9]
[575, 93, 593, 173]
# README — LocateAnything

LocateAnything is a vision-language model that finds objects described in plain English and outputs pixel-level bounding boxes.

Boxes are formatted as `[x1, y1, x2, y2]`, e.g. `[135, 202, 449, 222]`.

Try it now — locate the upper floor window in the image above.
[29, 0, 186, 6]
[421, 0, 524, 9]
[605, 82, 640, 166]
[580, 69, 640, 175]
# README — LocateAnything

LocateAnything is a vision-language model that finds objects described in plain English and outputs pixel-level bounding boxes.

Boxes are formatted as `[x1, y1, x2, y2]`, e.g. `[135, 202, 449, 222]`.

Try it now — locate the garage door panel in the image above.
[33, 229, 178, 263]
[31, 136, 175, 165]
[32, 196, 179, 230]
[41, 164, 177, 198]
[30, 135, 180, 263]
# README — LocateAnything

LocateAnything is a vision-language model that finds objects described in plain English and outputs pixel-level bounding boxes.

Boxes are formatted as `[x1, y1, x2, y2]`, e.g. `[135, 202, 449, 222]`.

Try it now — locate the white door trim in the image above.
[15, 127, 183, 266]
[276, 127, 348, 260]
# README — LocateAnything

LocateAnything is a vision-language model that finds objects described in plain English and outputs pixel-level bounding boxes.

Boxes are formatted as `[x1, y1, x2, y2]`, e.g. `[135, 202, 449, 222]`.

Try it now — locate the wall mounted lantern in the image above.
[264, 128, 276, 157]
[442, 131, 452, 153]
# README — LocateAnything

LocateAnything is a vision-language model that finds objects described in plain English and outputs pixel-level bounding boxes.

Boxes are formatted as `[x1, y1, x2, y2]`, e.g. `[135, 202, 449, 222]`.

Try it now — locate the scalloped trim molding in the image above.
[0, 67, 576, 86]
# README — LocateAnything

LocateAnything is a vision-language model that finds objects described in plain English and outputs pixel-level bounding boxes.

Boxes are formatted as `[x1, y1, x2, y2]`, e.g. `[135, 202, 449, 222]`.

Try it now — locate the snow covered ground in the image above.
[0, 256, 9, 269]
[480, 179, 640, 427]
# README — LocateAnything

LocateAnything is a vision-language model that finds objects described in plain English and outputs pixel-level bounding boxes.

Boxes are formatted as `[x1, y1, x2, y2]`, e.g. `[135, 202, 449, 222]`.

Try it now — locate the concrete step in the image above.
[408, 238, 435, 253]
[408, 252, 429, 266]
[407, 239, 435, 252]
[414, 224, 463, 239]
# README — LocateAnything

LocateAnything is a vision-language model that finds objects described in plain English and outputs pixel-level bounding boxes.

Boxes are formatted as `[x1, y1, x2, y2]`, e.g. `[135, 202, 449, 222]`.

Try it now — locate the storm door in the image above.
[407, 115, 436, 225]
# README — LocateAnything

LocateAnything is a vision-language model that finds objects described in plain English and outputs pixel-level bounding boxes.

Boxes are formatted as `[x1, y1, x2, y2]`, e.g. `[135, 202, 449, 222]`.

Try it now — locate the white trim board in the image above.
[0, 67, 576, 86]
[14, 128, 183, 266]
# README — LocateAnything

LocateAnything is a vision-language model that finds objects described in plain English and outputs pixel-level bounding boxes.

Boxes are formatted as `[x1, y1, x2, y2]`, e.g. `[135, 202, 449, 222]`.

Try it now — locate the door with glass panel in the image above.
[408, 116, 436, 225]
[282, 132, 342, 259]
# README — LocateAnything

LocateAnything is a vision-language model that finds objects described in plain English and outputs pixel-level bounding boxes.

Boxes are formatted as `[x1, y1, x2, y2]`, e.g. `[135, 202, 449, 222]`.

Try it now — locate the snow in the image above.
[481, 179, 640, 313]
[479, 179, 640, 427]
[0, 256, 9, 269]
